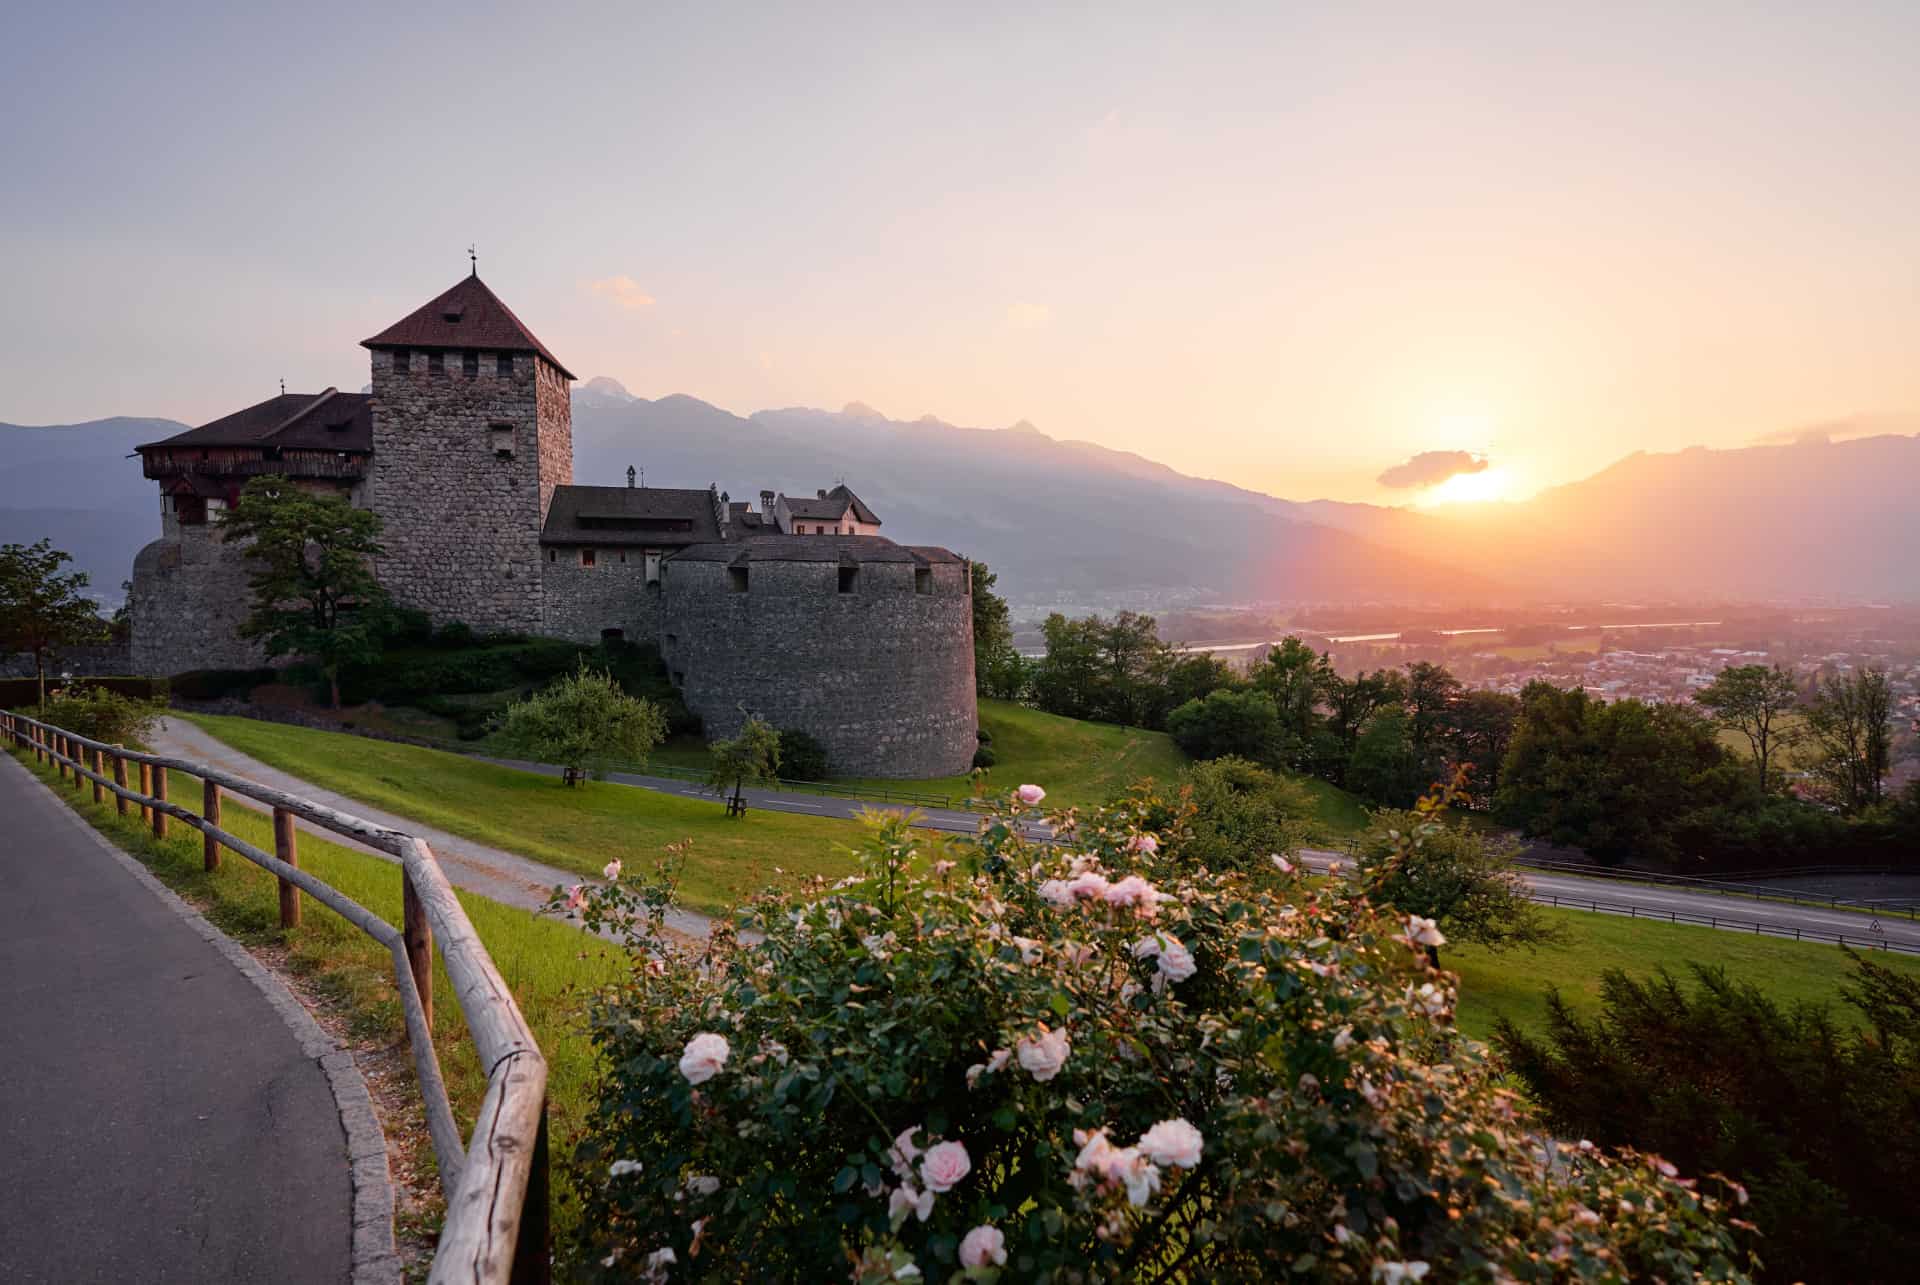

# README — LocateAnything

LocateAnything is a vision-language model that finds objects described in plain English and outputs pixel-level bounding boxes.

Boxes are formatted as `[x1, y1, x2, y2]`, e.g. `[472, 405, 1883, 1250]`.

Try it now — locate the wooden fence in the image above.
[2, 710, 550, 1284]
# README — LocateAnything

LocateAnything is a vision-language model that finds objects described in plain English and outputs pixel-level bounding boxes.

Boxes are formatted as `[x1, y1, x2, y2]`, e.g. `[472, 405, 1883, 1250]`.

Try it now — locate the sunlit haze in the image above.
[5, 2, 1920, 506]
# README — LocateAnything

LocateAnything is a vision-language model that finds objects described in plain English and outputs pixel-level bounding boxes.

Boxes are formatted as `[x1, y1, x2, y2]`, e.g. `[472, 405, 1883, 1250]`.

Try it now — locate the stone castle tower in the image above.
[129, 268, 978, 777]
[361, 273, 575, 633]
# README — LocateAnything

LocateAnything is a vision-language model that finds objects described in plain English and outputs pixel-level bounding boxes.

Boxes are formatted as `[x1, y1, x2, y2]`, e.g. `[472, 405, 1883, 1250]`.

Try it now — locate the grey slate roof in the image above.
[137, 389, 373, 453]
[669, 534, 959, 566]
[784, 484, 882, 525]
[541, 485, 721, 546]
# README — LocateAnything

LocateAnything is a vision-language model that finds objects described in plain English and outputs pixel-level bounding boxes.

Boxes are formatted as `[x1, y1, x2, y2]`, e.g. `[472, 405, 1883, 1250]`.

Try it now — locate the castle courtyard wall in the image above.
[538, 548, 662, 644]
[661, 557, 976, 778]
[128, 526, 268, 676]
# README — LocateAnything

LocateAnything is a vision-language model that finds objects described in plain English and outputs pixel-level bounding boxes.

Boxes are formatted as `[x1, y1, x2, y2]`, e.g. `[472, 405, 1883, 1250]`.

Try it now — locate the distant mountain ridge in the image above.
[5, 397, 1917, 611]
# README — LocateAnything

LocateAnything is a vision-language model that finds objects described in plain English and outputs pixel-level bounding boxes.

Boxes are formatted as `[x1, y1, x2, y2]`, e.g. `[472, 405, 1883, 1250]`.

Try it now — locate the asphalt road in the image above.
[0, 753, 353, 1284]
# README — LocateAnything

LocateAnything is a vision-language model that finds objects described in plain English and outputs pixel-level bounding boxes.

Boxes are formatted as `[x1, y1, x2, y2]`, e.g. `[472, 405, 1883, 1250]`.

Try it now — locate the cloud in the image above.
[1376, 450, 1490, 490]
[584, 275, 656, 311]
[1005, 301, 1051, 329]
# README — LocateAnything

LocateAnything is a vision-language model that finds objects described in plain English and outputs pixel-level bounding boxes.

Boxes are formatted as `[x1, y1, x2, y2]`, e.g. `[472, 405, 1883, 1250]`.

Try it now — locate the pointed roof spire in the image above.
[361, 274, 575, 378]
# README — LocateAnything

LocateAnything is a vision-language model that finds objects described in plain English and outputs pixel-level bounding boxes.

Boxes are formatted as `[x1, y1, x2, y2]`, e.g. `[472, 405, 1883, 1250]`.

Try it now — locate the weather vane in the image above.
[279, 377, 285, 395]
[627, 465, 636, 488]
[468, 243, 477, 276]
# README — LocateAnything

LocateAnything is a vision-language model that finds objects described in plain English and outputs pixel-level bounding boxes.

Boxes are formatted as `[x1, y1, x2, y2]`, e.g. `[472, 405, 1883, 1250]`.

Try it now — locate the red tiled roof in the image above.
[360, 274, 575, 379]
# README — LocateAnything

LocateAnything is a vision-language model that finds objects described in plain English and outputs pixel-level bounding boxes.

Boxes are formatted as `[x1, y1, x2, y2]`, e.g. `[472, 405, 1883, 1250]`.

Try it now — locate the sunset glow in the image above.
[1417, 467, 1512, 507]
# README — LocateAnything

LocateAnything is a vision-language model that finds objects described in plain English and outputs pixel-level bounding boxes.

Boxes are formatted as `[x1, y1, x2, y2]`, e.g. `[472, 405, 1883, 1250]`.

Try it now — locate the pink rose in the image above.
[1155, 937, 1197, 984]
[890, 1126, 923, 1178]
[889, 1181, 934, 1223]
[564, 884, 587, 913]
[1128, 833, 1159, 855]
[1017, 1026, 1071, 1081]
[603, 859, 623, 881]
[1037, 879, 1074, 907]
[1101, 874, 1162, 911]
[920, 1139, 972, 1193]
[959, 1224, 1007, 1268]
[1015, 783, 1046, 805]
[1065, 871, 1111, 901]
[1137, 1118, 1204, 1168]
[677, 1032, 730, 1084]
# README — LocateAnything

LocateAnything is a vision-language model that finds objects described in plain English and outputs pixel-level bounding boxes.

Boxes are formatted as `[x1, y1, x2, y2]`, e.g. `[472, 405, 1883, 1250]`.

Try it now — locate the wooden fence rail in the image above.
[2, 709, 549, 1284]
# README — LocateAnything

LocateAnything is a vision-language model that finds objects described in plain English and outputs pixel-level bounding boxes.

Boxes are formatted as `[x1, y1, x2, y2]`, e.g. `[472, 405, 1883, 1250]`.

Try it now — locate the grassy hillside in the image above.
[182, 713, 868, 913]
[1447, 908, 1920, 1040]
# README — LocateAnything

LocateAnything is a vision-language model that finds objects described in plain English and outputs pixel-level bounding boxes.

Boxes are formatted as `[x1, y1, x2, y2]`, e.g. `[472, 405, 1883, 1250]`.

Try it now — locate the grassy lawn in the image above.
[652, 699, 1195, 811]
[181, 712, 869, 914]
[1449, 907, 1920, 1041]
[6, 744, 621, 1239]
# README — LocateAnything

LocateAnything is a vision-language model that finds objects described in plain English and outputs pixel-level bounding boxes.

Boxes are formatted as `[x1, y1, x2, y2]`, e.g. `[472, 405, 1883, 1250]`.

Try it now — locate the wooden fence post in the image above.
[509, 1097, 552, 1285]
[56, 734, 68, 782]
[69, 738, 83, 792]
[113, 748, 129, 817]
[138, 762, 152, 823]
[151, 766, 168, 839]
[403, 870, 434, 1035]
[274, 807, 301, 928]
[203, 779, 222, 872]
[92, 748, 106, 804]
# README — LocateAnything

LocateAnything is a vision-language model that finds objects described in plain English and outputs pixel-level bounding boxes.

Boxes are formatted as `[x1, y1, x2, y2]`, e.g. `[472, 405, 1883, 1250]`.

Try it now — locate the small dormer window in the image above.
[442, 304, 464, 322]
[838, 567, 858, 594]
[490, 424, 514, 459]
[428, 350, 444, 376]
[463, 349, 479, 378]
[496, 352, 514, 378]
[580, 548, 596, 567]
[391, 347, 410, 374]
[915, 568, 932, 595]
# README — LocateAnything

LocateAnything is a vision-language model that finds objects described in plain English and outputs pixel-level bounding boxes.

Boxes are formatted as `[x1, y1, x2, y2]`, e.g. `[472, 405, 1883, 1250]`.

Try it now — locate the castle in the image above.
[128, 271, 977, 777]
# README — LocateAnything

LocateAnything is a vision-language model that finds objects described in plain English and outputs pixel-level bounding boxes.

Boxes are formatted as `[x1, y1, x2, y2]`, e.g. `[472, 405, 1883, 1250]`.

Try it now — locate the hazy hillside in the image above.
[6, 396, 1916, 612]
[569, 392, 1484, 602]
[1360, 435, 1920, 601]
[0, 417, 183, 603]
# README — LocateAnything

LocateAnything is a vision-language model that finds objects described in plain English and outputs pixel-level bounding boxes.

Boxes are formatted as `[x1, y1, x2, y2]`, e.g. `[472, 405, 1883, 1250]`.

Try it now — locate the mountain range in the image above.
[5, 383, 1917, 609]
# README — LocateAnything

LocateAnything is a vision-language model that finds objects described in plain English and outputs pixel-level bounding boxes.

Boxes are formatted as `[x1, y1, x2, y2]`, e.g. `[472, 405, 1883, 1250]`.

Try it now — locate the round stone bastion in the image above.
[659, 536, 977, 779]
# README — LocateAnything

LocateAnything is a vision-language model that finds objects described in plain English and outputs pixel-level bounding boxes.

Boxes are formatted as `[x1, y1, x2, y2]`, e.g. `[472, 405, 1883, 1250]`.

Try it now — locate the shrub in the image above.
[0, 675, 170, 707]
[38, 683, 162, 746]
[1165, 755, 1315, 876]
[1495, 955, 1920, 1284]
[971, 745, 998, 770]
[776, 728, 832, 782]
[551, 791, 1751, 1282]
[494, 664, 667, 785]
[1165, 688, 1282, 763]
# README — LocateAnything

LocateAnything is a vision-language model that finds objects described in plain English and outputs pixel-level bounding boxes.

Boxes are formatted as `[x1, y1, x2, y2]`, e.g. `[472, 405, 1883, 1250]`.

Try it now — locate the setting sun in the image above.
[1418, 466, 1511, 507]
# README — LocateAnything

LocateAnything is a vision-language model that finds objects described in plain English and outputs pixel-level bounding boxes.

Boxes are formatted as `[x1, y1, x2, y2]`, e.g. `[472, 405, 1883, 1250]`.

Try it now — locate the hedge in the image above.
[0, 675, 170, 707]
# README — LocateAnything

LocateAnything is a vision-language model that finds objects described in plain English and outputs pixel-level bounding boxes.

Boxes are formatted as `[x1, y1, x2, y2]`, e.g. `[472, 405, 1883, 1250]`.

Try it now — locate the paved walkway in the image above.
[0, 752, 354, 1284]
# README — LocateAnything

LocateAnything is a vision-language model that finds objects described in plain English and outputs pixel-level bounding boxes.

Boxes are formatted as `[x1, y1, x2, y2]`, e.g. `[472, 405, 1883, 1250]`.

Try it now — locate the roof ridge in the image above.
[266, 387, 339, 439]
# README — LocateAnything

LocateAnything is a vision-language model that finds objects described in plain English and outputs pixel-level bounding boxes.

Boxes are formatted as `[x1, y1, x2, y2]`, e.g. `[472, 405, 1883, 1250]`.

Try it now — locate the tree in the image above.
[967, 560, 1026, 699]
[1175, 755, 1315, 875]
[1247, 637, 1332, 769]
[1158, 653, 1239, 712]
[1696, 664, 1799, 795]
[775, 727, 831, 782]
[1442, 689, 1520, 808]
[1029, 613, 1104, 720]
[1165, 688, 1281, 763]
[219, 477, 390, 709]
[1321, 668, 1406, 783]
[495, 663, 667, 787]
[0, 540, 108, 706]
[708, 713, 781, 816]
[1356, 799, 1557, 966]
[1494, 955, 1920, 1284]
[1401, 660, 1463, 763]
[1028, 612, 1176, 728]
[1802, 668, 1893, 814]
[1346, 704, 1424, 808]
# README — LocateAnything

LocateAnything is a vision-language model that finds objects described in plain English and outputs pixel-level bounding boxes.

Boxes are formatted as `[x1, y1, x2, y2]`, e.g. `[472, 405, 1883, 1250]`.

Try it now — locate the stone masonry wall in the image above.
[366, 348, 570, 632]
[128, 525, 268, 676]
[539, 547, 662, 644]
[661, 558, 976, 777]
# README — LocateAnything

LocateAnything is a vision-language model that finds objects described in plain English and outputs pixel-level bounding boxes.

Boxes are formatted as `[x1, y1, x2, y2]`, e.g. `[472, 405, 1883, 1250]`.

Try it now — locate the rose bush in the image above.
[552, 793, 1753, 1283]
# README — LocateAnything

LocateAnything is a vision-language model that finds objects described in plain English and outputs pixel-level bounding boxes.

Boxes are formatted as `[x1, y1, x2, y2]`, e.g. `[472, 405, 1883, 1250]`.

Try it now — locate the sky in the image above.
[4, 1, 1919, 506]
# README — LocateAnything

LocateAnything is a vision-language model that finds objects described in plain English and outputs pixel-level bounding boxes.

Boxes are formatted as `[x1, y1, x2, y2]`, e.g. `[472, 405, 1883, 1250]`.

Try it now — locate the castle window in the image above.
[728, 567, 749, 593]
[580, 548, 597, 567]
[915, 568, 932, 595]
[547, 549, 556, 563]
[618, 551, 626, 564]
[463, 349, 479, 378]
[645, 552, 662, 585]
[490, 424, 514, 459]
[428, 350, 445, 376]
[838, 566, 858, 594]
[496, 352, 514, 378]
[390, 347, 410, 374]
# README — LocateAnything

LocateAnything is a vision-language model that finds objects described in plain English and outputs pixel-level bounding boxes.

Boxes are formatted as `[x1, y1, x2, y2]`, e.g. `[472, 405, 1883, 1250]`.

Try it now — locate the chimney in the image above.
[817, 488, 828, 499]
[760, 490, 777, 531]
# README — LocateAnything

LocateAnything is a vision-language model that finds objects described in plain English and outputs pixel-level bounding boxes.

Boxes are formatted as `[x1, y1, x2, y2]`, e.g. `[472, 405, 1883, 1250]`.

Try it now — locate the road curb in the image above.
[7, 753, 402, 1285]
